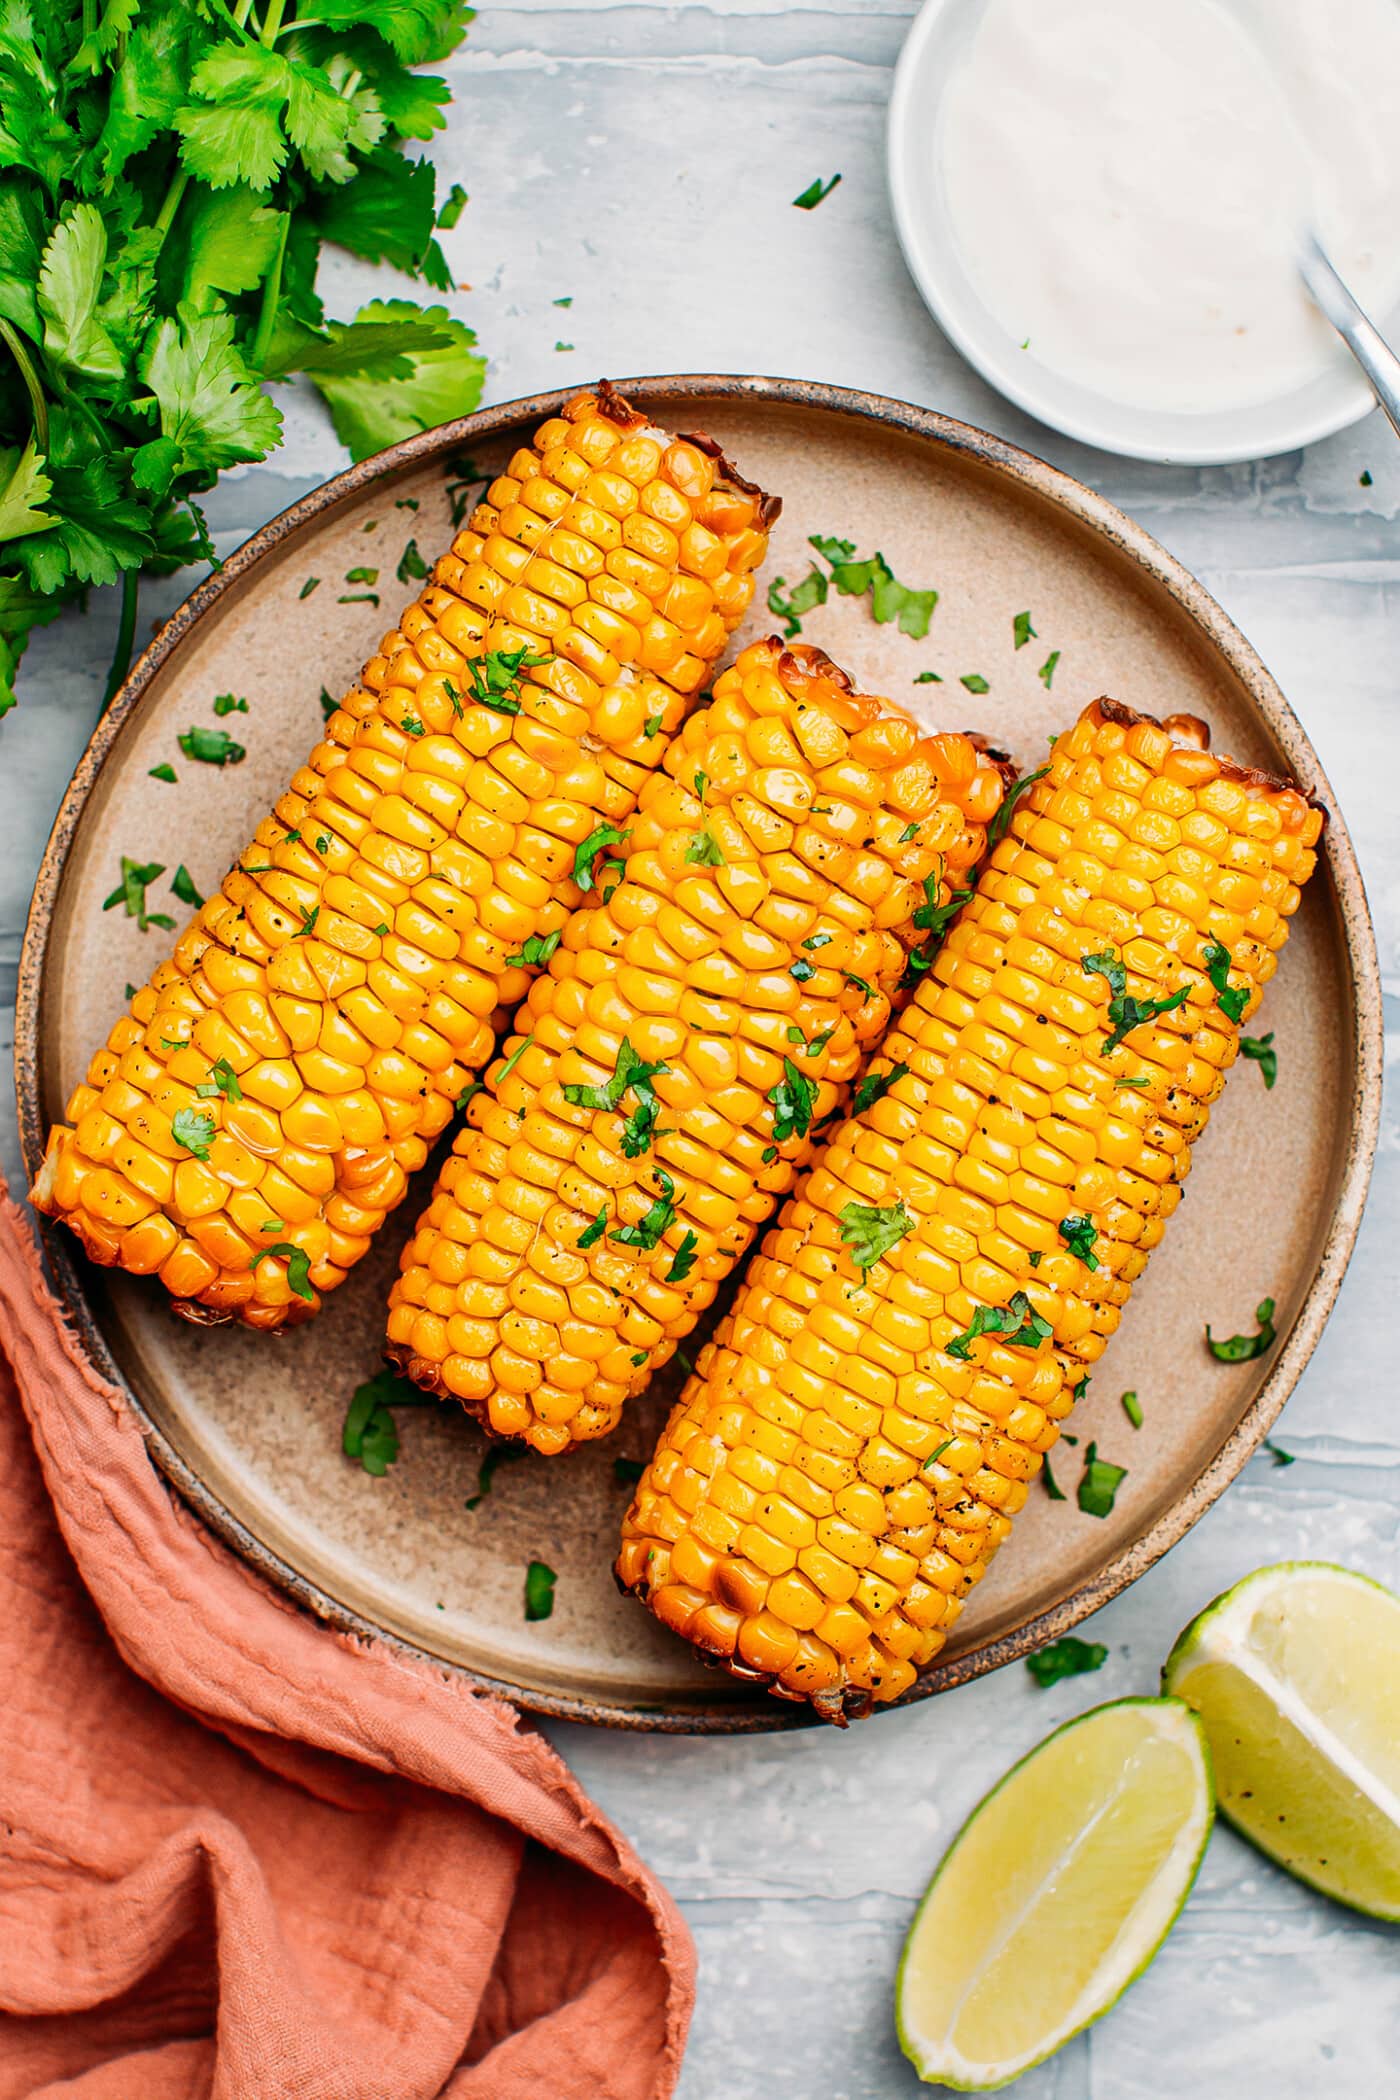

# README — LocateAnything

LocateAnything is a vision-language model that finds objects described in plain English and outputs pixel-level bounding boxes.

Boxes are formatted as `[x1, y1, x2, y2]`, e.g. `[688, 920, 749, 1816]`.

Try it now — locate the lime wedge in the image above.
[896, 1698, 1212, 2091]
[1163, 1560, 1400, 1920]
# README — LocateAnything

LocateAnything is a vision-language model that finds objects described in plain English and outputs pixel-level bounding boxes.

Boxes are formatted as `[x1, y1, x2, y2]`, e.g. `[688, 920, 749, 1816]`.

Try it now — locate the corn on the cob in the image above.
[32, 387, 774, 1329]
[385, 639, 1008, 1452]
[618, 697, 1324, 1721]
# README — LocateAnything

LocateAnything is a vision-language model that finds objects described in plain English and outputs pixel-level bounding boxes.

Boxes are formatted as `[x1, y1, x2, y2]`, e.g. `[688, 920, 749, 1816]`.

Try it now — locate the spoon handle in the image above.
[1298, 234, 1400, 443]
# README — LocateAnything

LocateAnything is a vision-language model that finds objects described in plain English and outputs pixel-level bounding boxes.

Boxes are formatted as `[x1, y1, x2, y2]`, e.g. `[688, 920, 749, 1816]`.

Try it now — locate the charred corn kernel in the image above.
[386, 639, 1006, 1450]
[619, 696, 1324, 1722]
[32, 388, 775, 1329]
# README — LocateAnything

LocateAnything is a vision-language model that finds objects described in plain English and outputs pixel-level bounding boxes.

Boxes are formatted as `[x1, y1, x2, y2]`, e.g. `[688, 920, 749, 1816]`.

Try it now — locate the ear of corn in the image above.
[617, 698, 1324, 1721]
[385, 639, 1008, 1452]
[31, 387, 774, 1329]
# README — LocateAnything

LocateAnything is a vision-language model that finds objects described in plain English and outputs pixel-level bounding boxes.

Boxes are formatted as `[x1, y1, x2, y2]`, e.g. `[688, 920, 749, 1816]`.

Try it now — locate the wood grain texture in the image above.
[4, 2, 1398, 2090]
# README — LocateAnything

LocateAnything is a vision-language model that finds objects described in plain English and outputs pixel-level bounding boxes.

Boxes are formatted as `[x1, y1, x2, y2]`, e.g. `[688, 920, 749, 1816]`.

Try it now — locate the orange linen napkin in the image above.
[0, 1191, 694, 2099]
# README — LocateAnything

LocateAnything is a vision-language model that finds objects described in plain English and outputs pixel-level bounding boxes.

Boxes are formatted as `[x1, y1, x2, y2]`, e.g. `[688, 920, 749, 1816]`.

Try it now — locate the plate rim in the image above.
[15, 373, 1384, 1733]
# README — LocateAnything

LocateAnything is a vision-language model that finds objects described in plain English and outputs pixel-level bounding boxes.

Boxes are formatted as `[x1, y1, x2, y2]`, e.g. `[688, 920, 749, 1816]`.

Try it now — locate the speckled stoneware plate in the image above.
[16, 378, 1382, 1732]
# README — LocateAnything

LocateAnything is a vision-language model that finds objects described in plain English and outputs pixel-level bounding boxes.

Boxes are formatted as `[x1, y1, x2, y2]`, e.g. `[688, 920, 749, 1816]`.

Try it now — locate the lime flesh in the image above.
[896, 1698, 1212, 2090]
[1164, 1560, 1400, 1920]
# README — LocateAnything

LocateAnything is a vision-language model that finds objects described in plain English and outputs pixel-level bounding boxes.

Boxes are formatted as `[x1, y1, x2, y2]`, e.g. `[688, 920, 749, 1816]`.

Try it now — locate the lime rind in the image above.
[1163, 1559, 1400, 1923]
[896, 1696, 1214, 2091]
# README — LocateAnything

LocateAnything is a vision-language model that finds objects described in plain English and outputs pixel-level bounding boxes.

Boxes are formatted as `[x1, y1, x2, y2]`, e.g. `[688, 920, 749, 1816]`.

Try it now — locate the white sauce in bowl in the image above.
[938, 0, 1400, 414]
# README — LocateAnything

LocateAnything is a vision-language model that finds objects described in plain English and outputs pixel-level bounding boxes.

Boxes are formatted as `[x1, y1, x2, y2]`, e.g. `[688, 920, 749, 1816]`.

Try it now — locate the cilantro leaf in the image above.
[610, 1169, 678, 1253]
[1203, 936, 1249, 1024]
[179, 725, 245, 766]
[1239, 1031, 1277, 1088]
[524, 1558, 557, 1621]
[171, 864, 204, 909]
[960, 673, 990, 694]
[464, 1442, 523, 1509]
[172, 1106, 216, 1160]
[665, 1230, 699, 1284]
[1077, 1443, 1127, 1519]
[464, 644, 549, 714]
[1081, 947, 1190, 1054]
[0, 437, 56, 541]
[768, 1057, 819, 1144]
[574, 824, 630, 892]
[767, 567, 827, 638]
[195, 1056, 241, 1101]
[140, 304, 282, 474]
[838, 1200, 914, 1277]
[308, 298, 485, 461]
[255, 1241, 314, 1302]
[1057, 1214, 1100, 1271]
[102, 856, 174, 933]
[342, 1367, 433, 1475]
[1013, 611, 1037, 650]
[1206, 1296, 1277, 1363]
[1121, 1390, 1144, 1429]
[852, 1062, 910, 1116]
[506, 929, 562, 969]
[947, 1290, 1052, 1361]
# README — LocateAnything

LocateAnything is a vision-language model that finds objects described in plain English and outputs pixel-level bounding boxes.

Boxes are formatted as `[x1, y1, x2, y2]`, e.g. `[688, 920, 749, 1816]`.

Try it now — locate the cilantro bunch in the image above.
[0, 0, 486, 717]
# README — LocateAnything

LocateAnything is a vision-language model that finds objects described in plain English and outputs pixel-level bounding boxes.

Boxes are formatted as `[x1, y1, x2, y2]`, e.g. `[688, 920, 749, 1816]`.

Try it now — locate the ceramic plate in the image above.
[16, 378, 1381, 1730]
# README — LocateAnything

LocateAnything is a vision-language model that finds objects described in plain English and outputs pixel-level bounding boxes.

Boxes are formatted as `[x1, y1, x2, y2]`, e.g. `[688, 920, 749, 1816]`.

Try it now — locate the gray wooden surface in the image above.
[4, 4, 1397, 2091]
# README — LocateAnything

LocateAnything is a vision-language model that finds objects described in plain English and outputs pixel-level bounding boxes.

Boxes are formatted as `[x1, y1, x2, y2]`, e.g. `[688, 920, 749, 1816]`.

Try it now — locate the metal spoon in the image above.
[1296, 233, 1400, 442]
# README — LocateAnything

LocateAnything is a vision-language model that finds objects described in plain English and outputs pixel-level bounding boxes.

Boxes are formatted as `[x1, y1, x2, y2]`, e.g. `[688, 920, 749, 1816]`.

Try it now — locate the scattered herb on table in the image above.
[438, 183, 469, 230]
[1078, 1443, 1127, 1518]
[1013, 611, 1037, 650]
[345, 566, 379, 586]
[793, 174, 842, 209]
[1262, 1438, 1296, 1467]
[0, 2, 484, 718]
[338, 591, 380, 607]
[1206, 1296, 1277, 1363]
[554, 341, 574, 353]
[1026, 1635, 1107, 1688]
[1360, 469, 1374, 487]
[554, 296, 573, 308]
[524, 1560, 558, 1622]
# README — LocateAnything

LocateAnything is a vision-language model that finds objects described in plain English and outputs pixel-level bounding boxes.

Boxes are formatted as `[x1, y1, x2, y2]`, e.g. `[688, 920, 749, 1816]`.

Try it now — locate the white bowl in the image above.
[887, 0, 1389, 464]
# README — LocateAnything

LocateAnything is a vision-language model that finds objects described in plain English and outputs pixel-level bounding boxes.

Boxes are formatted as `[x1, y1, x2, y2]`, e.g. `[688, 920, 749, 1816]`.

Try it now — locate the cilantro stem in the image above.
[102, 569, 140, 714]
[0, 317, 48, 451]
[152, 169, 189, 246]
[249, 208, 290, 374]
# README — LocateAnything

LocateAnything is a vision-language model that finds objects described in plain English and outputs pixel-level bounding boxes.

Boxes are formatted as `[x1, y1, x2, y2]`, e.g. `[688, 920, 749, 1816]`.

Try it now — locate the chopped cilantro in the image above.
[666, 1231, 700, 1284]
[148, 763, 178, 784]
[171, 864, 204, 909]
[1013, 611, 1037, 650]
[960, 673, 990, 694]
[563, 1038, 669, 1157]
[337, 593, 380, 607]
[464, 1444, 523, 1510]
[613, 1456, 646, 1485]
[987, 767, 1049, 853]
[195, 1057, 241, 1103]
[838, 1200, 914, 1277]
[803, 933, 833, 951]
[344, 566, 379, 586]
[1038, 651, 1062, 688]
[492, 1036, 534, 1090]
[790, 957, 815, 983]
[524, 1560, 558, 1621]
[300, 579, 320, 600]
[685, 824, 726, 867]
[103, 858, 174, 933]
[293, 905, 320, 939]
[1042, 1454, 1066, 1500]
[1263, 1438, 1296, 1467]
[914, 670, 943, 684]
[554, 296, 574, 308]
[178, 726, 244, 767]
[1026, 1635, 1107, 1688]
[1080, 947, 1189, 1054]
[1078, 1443, 1127, 1518]
[438, 182, 470, 230]
[574, 824, 631, 893]
[255, 1241, 314, 1303]
[320, 689, 338, 720]
[852, 1062, 910, 1116]
[342, 1368, 433, 1478]
[1203, 936, 1249, 1024]
[611, 1169, 678, 1253]
[577, 1205, 609, 1251]
[767, 568, 828, 638]
[1360, 469, 1374, 487]
[643, 712, 664, 739]
[922, 1435, 956, 1474]
[809, 535, 938, 639]
[400, 713, 425, 737]
[397, 539, 429, 584]
[1239, 1032, 1277, 1088]
[213, 693, 248, 716]
[793, 173, 842, 209]
[1206, 1296, 1277, 1363]
[1121, 1389, 1144, 1429]
[554, 341, 574, 353]
[898, 822, 921, 844]
[1057, 1214, 1100, 1271]
[947, 1290, 1052, 1361]
[172, 1107, 216, 1161]
[769, 1058, 819, 1143]
[506, 929, 563, 969]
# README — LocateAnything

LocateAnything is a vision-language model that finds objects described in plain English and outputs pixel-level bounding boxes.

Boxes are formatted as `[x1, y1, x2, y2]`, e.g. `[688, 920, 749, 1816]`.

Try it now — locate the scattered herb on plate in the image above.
[1026, 1636, 1107, 1688]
